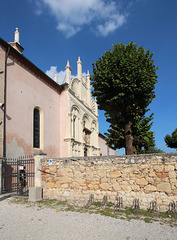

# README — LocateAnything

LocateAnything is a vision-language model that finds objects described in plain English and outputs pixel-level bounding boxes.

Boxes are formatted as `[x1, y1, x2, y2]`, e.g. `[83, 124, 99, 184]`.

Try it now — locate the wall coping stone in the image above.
[41, 153, 177, 165]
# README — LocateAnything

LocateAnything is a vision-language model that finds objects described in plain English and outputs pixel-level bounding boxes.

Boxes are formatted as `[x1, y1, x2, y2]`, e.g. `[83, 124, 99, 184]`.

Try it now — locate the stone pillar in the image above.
[77, 57, 82, 99]
[86, 70, 91, 107]
[54, 72, 58, 83]
[65, 60, 72, 86]
[77, 57, 82, 80]
[95, 97, 98, 117]
[34, 150, 47, 187]
[14, 27, 20, 43]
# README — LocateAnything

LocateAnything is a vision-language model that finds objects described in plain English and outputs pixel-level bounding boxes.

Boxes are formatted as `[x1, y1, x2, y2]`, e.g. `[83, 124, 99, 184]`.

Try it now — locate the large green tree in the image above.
[164, 128, 177, 150]
[105, 112, 155, 154]
[91, 42, 158, 155]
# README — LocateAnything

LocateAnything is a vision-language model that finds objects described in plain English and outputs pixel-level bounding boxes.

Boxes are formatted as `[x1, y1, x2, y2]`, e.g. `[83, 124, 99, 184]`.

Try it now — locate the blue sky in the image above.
[1, 0, 177, 154]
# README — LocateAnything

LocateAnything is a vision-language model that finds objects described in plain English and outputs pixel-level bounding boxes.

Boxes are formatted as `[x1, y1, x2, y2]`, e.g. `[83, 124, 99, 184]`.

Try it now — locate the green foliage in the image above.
[105, 113, 155, 153]
[91, 42, 158, 154]
[93, 201, 101, 207]
[164, 128, 177, 150]
[145, 146, 164, 154]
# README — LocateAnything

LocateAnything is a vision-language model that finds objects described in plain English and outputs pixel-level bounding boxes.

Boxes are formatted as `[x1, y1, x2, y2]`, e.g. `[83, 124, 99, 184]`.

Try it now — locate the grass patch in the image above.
[159, 211, 176, 219]
[8, 197, 177, 226]
[9, 197, 28, 205]
[92, 201, 101, 207]
[143, 217, 153, 223]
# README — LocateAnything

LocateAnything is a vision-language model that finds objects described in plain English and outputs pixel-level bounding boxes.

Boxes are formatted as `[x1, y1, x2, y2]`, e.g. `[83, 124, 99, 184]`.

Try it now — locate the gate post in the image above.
[34, 150, 47, 187]
[29, 151, 46, 202]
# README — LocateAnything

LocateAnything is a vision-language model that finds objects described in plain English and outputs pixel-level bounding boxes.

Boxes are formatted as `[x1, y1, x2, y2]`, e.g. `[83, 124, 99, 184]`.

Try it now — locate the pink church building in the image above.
[0, 28, 116, 158]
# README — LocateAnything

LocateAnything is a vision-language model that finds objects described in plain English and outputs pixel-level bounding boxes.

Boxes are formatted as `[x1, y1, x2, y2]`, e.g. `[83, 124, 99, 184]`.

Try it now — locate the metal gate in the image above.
[1, 156, 35, 196]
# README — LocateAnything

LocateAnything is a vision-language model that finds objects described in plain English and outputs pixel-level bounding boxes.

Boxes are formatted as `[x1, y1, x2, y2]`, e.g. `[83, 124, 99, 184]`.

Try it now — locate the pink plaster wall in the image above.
[6, 54, 61, 158]
[98, 135, 116, 156]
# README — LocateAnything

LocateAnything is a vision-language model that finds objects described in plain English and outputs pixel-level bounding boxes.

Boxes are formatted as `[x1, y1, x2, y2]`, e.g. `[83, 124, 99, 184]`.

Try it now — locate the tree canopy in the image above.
[164, 128, 177, 150]
[91, 42, 158, 155]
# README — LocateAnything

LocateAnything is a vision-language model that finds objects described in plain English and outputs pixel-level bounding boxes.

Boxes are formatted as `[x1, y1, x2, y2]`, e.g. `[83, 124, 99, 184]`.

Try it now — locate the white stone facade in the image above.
[64, 57, 100, 157]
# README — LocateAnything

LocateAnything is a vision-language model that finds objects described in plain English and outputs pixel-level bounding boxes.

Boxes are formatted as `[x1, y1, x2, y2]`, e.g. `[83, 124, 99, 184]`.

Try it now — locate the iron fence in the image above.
[1, 156, 34, 196]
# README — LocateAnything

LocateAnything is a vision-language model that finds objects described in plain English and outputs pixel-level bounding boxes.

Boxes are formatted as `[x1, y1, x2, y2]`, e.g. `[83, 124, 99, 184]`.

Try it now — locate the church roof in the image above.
[0, 37, 65, 93]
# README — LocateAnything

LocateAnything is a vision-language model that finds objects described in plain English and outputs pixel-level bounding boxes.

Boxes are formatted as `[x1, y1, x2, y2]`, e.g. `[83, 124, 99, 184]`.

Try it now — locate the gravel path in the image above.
[0, 196, 177, 240]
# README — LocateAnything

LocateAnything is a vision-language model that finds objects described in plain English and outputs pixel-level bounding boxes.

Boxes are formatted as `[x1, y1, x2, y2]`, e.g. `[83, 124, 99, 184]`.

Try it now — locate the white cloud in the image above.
[46, 65, 88, 84]
[58, 70, 66, 84]
[97, 13, 126, 36]
[46, 66, 66, 84]
[46, 66, 57, 79]
[33, 0, 127, 37]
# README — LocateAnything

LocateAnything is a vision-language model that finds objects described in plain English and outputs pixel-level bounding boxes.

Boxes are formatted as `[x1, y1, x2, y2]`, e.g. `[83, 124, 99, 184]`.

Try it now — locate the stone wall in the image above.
[40, 153, 177, 212]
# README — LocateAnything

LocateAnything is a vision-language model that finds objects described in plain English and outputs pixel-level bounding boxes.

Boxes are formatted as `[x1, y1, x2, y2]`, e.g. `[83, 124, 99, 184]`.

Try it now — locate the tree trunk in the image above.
[124, 121, 135, 155]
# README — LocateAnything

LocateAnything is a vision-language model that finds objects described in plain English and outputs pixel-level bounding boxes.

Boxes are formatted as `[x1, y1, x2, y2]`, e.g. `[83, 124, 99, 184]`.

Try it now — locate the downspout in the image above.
[3, 46, 10, 158]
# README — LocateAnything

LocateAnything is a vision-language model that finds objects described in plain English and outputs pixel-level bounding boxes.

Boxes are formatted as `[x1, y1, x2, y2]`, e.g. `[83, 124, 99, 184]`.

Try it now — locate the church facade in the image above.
[0, 28, 116, 158]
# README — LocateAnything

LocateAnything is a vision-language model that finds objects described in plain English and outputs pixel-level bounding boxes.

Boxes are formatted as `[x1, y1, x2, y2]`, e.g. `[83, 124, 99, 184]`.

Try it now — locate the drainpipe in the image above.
[3, 46, 10, 158]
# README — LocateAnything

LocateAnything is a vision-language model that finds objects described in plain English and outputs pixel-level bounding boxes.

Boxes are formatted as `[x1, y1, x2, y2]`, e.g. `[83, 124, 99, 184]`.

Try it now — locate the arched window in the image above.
[84, 147, 88, 157]
[71, 106, 80, 140]
[33, 108, 40, 148]
[73, 115, 76, 139]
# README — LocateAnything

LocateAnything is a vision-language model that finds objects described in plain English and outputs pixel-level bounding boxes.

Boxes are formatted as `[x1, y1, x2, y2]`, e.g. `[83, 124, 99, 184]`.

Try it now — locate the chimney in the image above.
[9, 27, 24, 53]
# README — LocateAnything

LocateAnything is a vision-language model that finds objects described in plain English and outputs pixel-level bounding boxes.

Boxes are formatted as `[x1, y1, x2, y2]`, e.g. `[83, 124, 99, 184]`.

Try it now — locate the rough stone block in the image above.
[112, 182, 121, 191]
[144, 185, 157, 192]
[29, 187, 43, 202]
[131, 185, 140, 191]
[129, 173, 137, 178]
[157, 183, 171, 194]
[86, 170, 93, 179]
[153, 165, 164, 171]
[100, 183, 111, 190]
[46, 182, 55, 188]
[136, 178, 148, 186]
[71, 182, 80, 189]
[123, 167, 133, 173]
[149, 171, 156, 177]
[169, 171, 176, 179]
[121, 185, 131, 191]
[61, 183, 69, 188]
[97, 170, 107, 177]
[110, 171, 122, 178]
[165, 165, 174, 171]
[49, 166, 57, 173]
[172, 189, 177, 195]
[88, 183, 99, 190]
[156, 171, 168, 178]
[55, 181, 61, 188]
[59, 176, 69, 183]
[141, 164, 150, 169]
